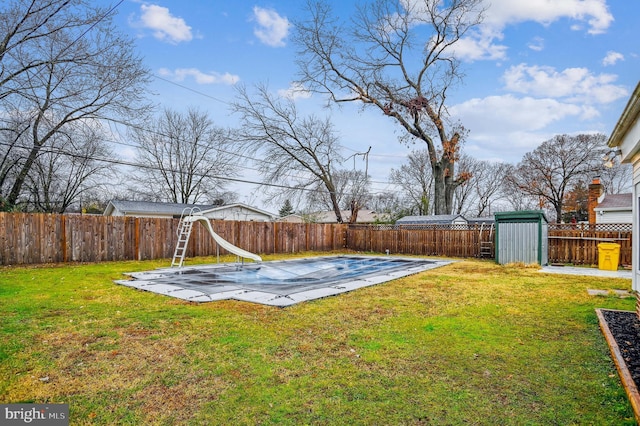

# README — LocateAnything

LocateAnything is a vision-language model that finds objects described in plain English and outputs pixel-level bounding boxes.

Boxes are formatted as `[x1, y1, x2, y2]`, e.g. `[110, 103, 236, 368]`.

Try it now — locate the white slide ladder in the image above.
[171, 208, 262, 267]
[171, 208, 197, 268]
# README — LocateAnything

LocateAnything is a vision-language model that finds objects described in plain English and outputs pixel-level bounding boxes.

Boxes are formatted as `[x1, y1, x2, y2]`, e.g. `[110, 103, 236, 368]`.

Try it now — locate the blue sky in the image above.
[103, 0, 639, 208]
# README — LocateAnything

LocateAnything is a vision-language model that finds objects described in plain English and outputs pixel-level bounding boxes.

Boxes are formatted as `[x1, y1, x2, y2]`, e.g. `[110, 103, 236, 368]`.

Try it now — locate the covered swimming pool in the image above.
[115, 255, 452, 306]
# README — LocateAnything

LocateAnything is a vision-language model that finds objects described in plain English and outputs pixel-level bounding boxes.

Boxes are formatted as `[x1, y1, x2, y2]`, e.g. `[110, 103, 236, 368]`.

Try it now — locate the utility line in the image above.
[0, 140, 399, 196]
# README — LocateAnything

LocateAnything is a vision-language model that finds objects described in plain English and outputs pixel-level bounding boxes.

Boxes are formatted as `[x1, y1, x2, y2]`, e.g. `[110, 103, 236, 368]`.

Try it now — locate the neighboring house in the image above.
[278, 214, 305, 223]
[306, 209, 390, 224]
[103, 200, 276, 222]
[607, 80, 640, 293]
[594, 193, 633, 224]
[103, 200, 214, 218]
[199, 203, 276, 222]
[396, 214, 468, 226]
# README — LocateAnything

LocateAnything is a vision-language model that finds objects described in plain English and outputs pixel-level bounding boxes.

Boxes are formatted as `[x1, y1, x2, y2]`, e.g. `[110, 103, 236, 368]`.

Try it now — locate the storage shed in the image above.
[495, 210, 548, 265]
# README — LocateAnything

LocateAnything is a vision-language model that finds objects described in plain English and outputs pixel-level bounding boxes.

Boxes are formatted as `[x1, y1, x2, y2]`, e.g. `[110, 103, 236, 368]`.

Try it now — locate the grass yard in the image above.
[0, 252, 637, 425]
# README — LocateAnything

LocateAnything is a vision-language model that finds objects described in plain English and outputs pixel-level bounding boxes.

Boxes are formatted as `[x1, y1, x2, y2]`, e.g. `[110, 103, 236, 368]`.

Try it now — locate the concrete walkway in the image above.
[540, 265, 632, 280]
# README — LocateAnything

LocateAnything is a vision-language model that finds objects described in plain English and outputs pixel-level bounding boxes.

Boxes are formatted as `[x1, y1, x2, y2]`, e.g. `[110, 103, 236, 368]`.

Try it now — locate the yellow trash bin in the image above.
[598, 242, 621, 271]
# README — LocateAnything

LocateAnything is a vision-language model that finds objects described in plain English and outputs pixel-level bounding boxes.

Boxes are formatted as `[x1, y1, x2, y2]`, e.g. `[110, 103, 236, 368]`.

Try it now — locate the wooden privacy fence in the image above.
[346, 224, 496, 259]
[0, 213, 633, 267]
[0, 213, 346, 266]
[547, 223, 632, 266]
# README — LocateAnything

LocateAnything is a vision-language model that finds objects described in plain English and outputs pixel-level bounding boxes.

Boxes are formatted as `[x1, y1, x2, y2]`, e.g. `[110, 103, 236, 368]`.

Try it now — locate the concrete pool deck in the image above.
[115, 255, 454, 307]
[115, 259, 633, 307]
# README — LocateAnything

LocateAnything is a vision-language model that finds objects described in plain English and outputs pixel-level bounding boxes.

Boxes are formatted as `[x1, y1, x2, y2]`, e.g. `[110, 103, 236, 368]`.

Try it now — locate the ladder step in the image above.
[171, 214, 197, 268]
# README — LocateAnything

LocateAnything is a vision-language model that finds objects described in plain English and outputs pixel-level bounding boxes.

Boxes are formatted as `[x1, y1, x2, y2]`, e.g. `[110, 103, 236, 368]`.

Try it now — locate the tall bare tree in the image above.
[0, 0, 150, 208]
[505, 134, 606, 223]
[131, 108, 237, 204]
[454, 155, 511, 216]
[304, 169, 370, 221]
[452, 154, 476, 215]
[389, 149, 433, 215]
[231, 83, 347, 222]
[294, 0, 483, 214]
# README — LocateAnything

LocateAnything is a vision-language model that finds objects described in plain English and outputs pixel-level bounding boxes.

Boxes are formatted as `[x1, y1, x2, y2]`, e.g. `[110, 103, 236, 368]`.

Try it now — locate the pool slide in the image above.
[183, 214, 262, 262]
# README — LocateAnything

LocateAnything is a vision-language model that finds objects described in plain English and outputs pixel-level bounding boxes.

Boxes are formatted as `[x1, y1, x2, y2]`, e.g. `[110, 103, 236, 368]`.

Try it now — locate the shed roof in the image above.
[494, 210, 548, 223]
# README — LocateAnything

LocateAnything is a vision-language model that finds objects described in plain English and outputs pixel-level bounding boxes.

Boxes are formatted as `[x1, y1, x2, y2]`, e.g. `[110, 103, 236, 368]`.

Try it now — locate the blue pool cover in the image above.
[115, 255, 452, 307]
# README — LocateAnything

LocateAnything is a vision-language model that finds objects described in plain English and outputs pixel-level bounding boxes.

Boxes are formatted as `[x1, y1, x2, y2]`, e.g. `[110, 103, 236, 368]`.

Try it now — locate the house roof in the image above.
[466, 217, 496, 224]
[595, 193, 632, 211]
[103, 200, 215, 216]
[200, 203, 276, 219]
[278, 214, 305, 222]
[396, 214, 467, 224]
[609, 81, 640, 149]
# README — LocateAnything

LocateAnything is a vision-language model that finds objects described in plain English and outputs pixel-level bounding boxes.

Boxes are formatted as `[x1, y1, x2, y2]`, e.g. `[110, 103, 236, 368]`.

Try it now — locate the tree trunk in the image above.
[329, 192, 343, 223]
[432, 159, 456, 215]
[7, 143, 42, 206]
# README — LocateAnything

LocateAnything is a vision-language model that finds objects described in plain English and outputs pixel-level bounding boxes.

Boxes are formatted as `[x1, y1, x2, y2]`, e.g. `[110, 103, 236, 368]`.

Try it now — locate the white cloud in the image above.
[451, 95, 589, 133]
[252, 6, 290, 47]
[502, 63, 628, 104]
[277, 83, 312, 100]
[450, 95, 599, 162]
[483, 0, 613, 35]
[451, 28, 508, 61]
[602, 50, 624, 66]
[527, 36, 544, 52]
[158, 68, 240, 85]
[138, 4, 192, 44]
[455, 0, 612, 62]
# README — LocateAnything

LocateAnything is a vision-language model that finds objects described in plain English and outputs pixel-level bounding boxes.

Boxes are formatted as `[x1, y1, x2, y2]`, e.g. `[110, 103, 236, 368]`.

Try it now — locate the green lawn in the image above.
[0, 253, 636, 425]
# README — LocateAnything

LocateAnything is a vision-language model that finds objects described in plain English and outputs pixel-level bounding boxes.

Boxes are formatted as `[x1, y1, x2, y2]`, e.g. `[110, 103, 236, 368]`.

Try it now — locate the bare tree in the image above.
[389, 149, 433, 215]
[294, 0, 483, 214]
[455, 156, 511, 216]
[131, 108, 237, 204]
[231, 83, 347, 223]
[368, 191, 408, 222]
[0, 0, 89, 100]
[473, 161, 511, 217]
[0, 0, 150, 208]
[501, 165, 541, 212]
[0, 110, 29, 197]
[505, 134, 606, 223]
[23, 124, 114, 212]
[452, 154, 476, 215]
[599, 157, 633, 194]
[304, 169, 370, 221]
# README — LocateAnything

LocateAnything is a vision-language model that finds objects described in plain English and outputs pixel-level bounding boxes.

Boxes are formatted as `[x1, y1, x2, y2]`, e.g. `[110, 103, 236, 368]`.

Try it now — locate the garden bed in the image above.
[597, 309, 640, 423]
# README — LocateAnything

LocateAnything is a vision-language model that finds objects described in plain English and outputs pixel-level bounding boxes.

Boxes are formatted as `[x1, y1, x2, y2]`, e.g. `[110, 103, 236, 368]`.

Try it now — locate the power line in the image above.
[0, 140, 399, 196]
[102, 117, 398, 189]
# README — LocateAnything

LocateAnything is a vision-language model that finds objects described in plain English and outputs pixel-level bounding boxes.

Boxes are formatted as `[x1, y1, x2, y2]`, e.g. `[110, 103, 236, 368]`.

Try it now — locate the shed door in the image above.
[498, 222, 539, 265]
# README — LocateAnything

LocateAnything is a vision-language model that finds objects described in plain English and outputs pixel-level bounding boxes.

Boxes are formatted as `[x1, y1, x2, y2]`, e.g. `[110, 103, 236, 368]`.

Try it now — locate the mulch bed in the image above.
[599, 309, 640, 422]
[601, 309, 640, 388]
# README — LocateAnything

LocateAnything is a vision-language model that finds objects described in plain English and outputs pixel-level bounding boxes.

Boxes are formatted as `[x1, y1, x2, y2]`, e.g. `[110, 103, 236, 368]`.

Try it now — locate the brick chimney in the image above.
[588, 177, 603, 224]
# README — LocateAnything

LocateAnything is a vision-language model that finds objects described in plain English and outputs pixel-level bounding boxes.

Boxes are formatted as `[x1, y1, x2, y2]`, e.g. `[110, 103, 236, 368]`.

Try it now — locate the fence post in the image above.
[61, 214, 68, 263]
[134, 217, 140, 260]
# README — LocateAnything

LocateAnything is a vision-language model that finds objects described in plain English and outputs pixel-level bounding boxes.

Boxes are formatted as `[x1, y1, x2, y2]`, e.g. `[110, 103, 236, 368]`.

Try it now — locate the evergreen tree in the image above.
[279, 199, 294, 217]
